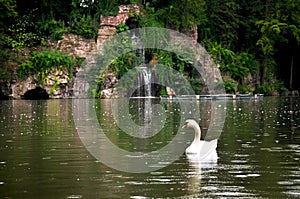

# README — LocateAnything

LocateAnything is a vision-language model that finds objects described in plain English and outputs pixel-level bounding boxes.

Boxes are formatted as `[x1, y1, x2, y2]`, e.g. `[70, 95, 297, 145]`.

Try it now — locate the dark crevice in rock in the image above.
[0, 90, 9, 100]
[23, 87, 49, 100]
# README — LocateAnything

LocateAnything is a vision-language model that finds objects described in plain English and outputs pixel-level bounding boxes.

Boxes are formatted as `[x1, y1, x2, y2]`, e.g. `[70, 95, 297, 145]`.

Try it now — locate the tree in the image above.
[256, 0, 300, 87]
[277, 0, 300, 90]
[148, 0, 206, 32]
[202, 0, 241, 45]
[0, 0, 17, 28]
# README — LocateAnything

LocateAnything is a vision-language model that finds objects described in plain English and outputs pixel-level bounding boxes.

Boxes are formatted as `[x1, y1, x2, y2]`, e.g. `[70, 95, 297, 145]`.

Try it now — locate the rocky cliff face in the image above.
[96, 4, 140, 99]
[0, 4, 203, 99]
[3, 34, 95, 99]
[1, 5, 140, 99]
[97, 4, 140, 52]
[48, 34, 96, 59]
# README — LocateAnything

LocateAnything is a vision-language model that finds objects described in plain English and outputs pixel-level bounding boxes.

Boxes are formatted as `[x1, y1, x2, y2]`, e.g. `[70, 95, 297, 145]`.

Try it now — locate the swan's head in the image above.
[181, 119, 199, 129]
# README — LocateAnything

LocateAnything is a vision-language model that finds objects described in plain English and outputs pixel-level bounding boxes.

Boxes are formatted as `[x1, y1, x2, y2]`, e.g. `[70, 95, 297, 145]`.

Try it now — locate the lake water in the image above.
[0, 97, 299, 198]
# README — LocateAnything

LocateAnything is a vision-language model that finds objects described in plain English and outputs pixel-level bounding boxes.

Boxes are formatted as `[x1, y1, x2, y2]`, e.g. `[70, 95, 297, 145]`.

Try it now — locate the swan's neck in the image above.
[192, 124, 201, 142]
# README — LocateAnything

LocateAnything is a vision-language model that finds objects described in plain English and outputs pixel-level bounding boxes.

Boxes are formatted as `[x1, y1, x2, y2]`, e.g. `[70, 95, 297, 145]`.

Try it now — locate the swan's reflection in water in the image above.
[186, 139, 218, 197]
[186, 153, 218, 196]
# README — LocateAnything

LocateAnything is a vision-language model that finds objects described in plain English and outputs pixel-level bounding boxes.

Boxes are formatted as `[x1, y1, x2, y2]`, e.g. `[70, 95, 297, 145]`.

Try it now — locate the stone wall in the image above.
[3, 34, 97, 99]
[48, 34, 96, 58]
[97, 4, 140, 52]
[99, 72, 119, 99]
[10, 68, 72, 99]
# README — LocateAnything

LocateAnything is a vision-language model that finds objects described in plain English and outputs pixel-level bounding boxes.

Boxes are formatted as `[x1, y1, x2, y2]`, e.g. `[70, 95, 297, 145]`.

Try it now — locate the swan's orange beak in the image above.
[182, 122, 188, 128]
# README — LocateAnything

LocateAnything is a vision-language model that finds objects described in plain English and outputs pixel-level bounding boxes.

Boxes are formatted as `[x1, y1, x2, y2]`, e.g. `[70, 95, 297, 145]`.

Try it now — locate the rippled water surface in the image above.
[0, 97, 299, 198]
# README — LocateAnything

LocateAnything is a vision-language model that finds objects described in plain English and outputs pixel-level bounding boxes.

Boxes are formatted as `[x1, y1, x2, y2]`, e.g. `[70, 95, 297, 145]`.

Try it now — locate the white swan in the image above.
[182, 119, 218, 162]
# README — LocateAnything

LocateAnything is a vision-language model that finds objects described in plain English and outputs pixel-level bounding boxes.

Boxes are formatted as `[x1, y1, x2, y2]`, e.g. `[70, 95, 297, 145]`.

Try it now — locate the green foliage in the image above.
[0, 49, 10, 66]
[94, 0, 119, 17]
[237, 85, 253, 94]
[6, 12, 41, 50]
[0, 0, 17, 27]
[204, 41, 258, 81]
[256, 19, 288, 55]
[0, 49, 20, 81]
[254, 85, 273, 95]
[18, 50, 74, 84]
[236, 52, 259, 74]
[37, 14, 68, 41]
[69, 0, 118, 38]
[49, 80, 60, 96]
[204, 40, 258, 83]
[227, 52, 259, 80]
[0, 0, 299, 94]
[159, 86, 167, 96]
[190, 78, 203, 94]
[147, 0, 207, 31]
[203, 40, 235, 65]
[203, 0, 241, 44]
[75, 56, 85, 67]
[69, 14, 98, 39]
[223, 80, 237, 93]
[71, 0, 119, 18]
[109, 52, 138, 79]
[138, 3, 167, 28]
[254, 81, 285, 95]
[0, 67, 11, 81]
[116, 23, 129, 33]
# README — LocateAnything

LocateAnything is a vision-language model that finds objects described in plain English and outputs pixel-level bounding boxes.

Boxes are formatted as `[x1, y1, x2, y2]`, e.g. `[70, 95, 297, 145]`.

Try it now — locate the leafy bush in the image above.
[69, 14, 98, 39]
[94, 0, 119, 17]
[116, 23, 129, 33]
[6, 12, 41, 50]
[138, 3, 164, 28]
[255, 80, 287, 95]
[254, 85, 273, 95]
[37, 15, 68, 41]
[254, 80, 286, 95]
[227, 52, 259, 80]
[203, 40, 259, 83]
[237, 85, 253, 93]
[75, 56, 85, 67]
[223, 80, 237, 93]
[18, 50, 74, 84]
[109, 52, 137, 78]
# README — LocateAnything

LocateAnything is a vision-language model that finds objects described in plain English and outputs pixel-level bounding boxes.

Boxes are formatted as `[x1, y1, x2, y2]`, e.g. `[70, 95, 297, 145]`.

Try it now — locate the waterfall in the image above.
[131, 31, 154, 98]
[135, 66, 152, 97]
[128, 31, 162, 137]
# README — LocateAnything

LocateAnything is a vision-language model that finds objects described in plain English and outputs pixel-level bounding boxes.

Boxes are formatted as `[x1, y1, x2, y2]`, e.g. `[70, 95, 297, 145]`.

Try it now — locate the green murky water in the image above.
[0, 97, 299, 198]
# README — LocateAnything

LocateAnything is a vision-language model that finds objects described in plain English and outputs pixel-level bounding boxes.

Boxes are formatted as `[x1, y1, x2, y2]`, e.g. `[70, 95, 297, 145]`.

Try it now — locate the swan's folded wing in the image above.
[198, 139, 218, 161]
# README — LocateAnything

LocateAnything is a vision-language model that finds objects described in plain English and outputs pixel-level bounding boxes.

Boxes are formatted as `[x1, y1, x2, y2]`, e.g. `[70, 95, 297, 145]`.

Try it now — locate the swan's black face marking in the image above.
[182, 122, 189, 128]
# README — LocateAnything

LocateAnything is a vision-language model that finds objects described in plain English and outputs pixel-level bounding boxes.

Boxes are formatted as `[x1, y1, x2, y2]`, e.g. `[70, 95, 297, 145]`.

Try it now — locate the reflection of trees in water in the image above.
[198, 101, 211, 140]
[98, 98, 174, 152]
[281, 97, 300, 143]
[1, 100, 74, 136]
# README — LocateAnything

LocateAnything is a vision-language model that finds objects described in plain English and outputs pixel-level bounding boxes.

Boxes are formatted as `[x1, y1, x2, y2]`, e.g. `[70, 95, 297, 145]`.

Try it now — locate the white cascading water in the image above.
[136, 66, 152, 97]
[131, 31, 153, 98]
[130, 31, 155, 137]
